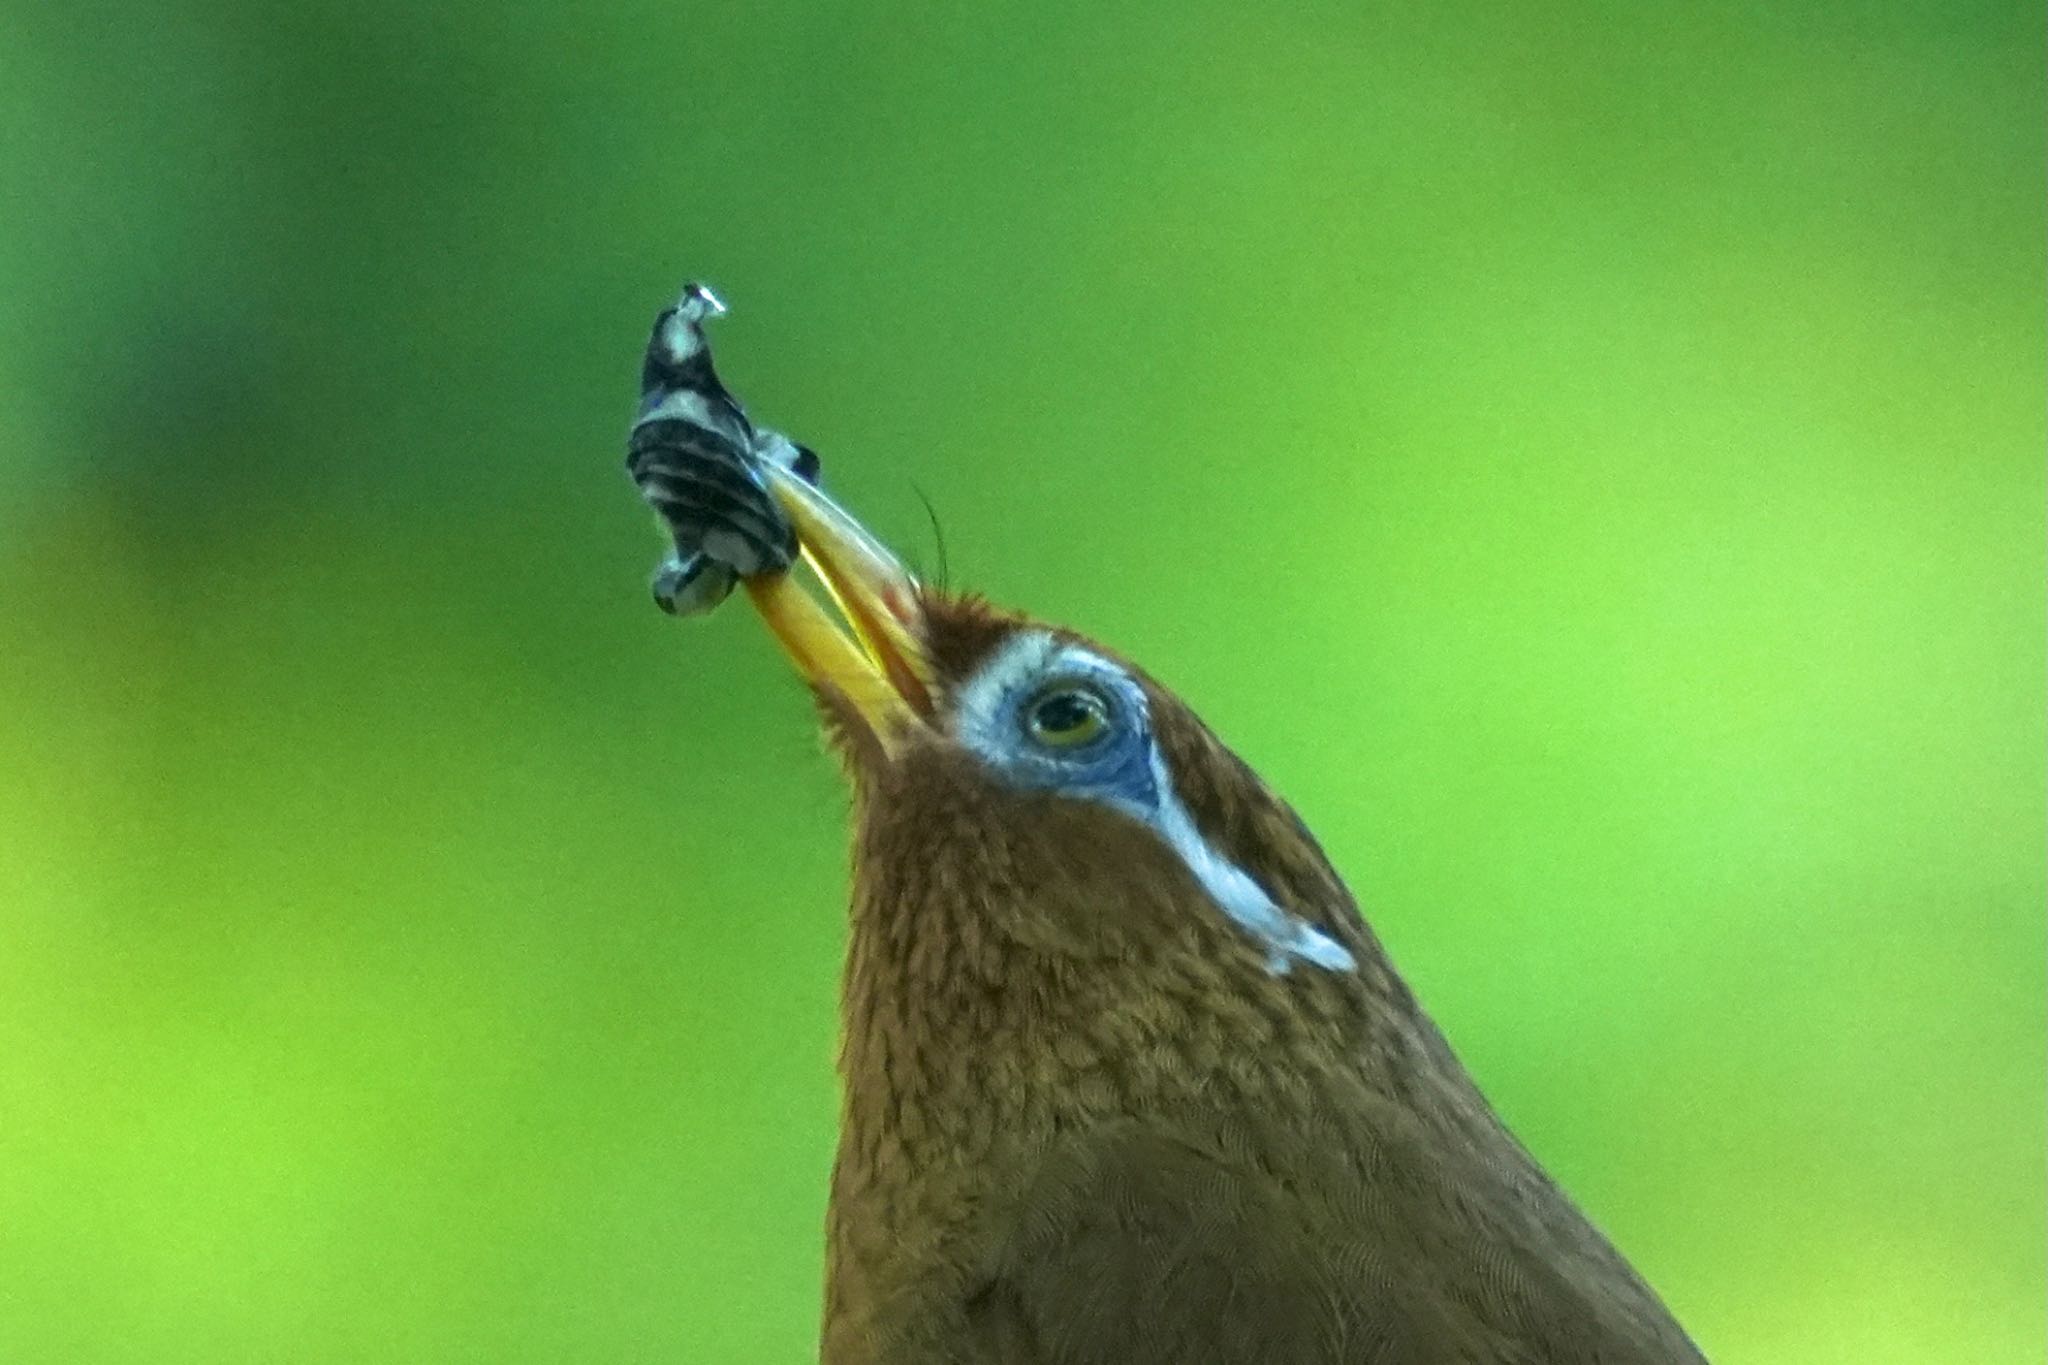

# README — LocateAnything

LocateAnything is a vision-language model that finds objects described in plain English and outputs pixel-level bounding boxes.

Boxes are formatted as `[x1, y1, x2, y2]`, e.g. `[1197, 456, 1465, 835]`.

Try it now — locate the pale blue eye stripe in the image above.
[1134, 743, 1355, 976]
[954, 631, 1355, 976]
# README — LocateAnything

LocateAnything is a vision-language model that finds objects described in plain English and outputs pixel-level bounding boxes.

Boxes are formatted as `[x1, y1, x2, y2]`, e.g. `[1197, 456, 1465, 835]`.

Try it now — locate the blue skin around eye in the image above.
[969, 653, 1357, 976]
[1064, 729, 1159, 810]
[1004, 691, 1160, 812]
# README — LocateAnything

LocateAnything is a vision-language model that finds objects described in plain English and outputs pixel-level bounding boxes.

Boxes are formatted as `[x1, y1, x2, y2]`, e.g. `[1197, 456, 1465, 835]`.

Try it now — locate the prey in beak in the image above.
[625, 282, 936, 756]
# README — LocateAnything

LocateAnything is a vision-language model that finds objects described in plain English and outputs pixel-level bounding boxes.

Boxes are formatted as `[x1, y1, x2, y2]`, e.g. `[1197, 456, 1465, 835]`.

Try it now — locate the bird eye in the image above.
[1024, 685, 1111, 749]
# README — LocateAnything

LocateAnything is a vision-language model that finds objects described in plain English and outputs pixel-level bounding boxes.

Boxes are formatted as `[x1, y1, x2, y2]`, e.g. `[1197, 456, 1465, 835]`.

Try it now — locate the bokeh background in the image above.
[1, 1, 2041, 1360]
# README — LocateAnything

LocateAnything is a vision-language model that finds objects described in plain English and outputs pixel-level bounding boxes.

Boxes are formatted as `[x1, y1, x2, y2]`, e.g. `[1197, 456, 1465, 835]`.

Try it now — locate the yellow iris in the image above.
[1026, 686, 1110, 748]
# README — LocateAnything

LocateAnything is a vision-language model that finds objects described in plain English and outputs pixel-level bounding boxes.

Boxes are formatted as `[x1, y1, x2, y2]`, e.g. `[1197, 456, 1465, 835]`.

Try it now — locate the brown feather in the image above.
[818, 595, 1704, 1365]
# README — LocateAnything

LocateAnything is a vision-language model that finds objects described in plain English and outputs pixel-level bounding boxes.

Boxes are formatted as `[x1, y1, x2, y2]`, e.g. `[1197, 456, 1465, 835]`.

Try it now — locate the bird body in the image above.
[625, 289, 1706, 1363]
[811, 608, 1704, 1364]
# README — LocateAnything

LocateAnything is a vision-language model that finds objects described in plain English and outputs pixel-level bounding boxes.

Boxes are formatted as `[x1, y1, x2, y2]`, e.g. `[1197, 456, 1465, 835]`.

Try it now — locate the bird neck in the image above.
[830, 853, 1500, 1188]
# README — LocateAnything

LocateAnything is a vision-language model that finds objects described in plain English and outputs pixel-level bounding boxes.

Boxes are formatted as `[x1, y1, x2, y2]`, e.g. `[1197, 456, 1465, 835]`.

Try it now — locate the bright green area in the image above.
[1, 1, 2040, 1360]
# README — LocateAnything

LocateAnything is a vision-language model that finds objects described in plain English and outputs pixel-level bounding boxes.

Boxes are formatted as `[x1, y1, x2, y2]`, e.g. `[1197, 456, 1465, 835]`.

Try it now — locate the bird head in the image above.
[741, 470, 1431, 1148]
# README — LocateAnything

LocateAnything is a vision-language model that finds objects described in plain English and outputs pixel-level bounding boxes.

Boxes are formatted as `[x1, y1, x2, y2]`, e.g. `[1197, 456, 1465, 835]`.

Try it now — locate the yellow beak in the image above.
[742, 465, 937, 750]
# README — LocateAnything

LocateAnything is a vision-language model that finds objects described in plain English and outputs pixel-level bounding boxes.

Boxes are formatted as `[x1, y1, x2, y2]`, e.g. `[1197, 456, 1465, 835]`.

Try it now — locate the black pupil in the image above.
[1034, 691, 1100, 737]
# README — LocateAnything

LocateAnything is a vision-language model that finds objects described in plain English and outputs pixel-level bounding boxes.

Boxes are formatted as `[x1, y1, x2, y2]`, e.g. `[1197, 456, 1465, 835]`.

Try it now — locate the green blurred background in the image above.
[1, 1, 2041, 1360]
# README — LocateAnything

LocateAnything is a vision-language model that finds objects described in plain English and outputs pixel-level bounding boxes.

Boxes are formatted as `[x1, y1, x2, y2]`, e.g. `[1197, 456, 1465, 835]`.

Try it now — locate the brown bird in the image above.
[708, 464, 1709, 1365]
[625, 281, 1706, 1362]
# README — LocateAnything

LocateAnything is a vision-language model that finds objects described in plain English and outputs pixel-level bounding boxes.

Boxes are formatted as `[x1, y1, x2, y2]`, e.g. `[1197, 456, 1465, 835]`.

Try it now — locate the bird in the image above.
[715, 465, 1710, 1365]
[626, 289, 1706, 1363]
